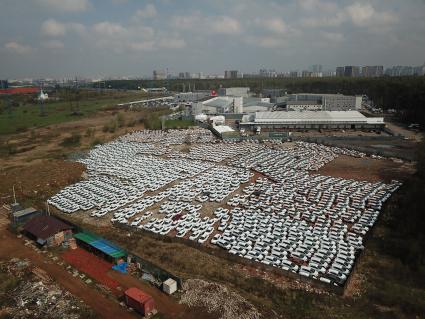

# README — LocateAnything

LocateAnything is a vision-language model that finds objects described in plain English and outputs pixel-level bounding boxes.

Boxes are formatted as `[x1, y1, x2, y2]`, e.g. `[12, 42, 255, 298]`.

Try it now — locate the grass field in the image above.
[0, 91, 147, 135]
[164, 119, 194, 129]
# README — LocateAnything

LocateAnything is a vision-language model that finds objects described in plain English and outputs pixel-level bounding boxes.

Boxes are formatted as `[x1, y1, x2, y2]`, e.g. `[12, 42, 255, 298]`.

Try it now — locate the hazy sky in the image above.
[1, 0, 425, 78]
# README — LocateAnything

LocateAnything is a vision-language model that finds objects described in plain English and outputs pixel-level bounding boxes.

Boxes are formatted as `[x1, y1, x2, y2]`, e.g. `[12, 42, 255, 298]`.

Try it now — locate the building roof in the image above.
[212, 125, 235, 134]
[13, 207, 38, 218]
[24, 216, 72, 240]
[253, 111, 384, 124]
[74, 232, 126, 258]
[125, 288, 153, 303]
[287, 101, 322, 105]
[203, 97, 233, 108]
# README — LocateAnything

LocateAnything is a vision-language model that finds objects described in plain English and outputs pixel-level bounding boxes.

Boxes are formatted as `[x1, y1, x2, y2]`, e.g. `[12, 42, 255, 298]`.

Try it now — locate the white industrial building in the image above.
[192, 96, 273, 115]
[218, 87, 250, 97]
[240, 111, 384, 130]
[278, 93, 362, 111]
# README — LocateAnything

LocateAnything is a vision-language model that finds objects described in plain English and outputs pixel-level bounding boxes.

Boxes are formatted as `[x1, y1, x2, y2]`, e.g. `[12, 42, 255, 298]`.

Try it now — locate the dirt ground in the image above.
[0, 108, 146, 208]
[0, 209, 137, 319]
[316, 155, 415, 183]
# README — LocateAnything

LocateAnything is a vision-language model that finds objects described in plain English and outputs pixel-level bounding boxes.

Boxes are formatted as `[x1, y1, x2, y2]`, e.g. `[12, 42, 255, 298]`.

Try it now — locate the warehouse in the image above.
[23, 215, 73, 246]
[240, 111, 384, 131]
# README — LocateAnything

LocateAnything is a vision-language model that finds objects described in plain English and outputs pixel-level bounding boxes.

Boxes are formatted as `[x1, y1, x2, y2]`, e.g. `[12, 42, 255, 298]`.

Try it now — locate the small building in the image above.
[12, 207, 42, 225]
[124, 288, 155, 316]
[23, 215, 73, 246]
[163, 278, 177, 295]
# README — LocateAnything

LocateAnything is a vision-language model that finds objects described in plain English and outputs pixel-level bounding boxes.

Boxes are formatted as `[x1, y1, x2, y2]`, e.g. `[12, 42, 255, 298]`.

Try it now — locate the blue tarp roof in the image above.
[89, 239, 126, 259]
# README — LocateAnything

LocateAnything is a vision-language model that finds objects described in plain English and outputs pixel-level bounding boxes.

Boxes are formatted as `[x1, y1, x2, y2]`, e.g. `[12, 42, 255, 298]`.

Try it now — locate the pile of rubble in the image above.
[180, 279, 261, 319]
[0, 258, 93, 319]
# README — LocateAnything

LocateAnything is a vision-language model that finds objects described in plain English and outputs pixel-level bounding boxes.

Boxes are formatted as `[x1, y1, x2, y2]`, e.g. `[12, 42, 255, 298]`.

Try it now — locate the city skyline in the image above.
[1, 0, 425, 78]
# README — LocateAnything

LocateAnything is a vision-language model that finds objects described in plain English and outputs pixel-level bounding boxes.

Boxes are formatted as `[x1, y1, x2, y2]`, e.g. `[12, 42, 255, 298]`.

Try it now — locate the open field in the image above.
[0, 90, 149, 135]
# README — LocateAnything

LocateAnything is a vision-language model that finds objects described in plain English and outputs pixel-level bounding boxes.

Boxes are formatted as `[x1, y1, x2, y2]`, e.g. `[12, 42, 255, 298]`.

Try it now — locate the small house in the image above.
[23, 215, 73, 247]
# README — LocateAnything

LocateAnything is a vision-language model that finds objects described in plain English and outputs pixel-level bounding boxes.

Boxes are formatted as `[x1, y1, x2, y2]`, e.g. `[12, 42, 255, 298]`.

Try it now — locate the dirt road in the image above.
[0, 210, 137, 319]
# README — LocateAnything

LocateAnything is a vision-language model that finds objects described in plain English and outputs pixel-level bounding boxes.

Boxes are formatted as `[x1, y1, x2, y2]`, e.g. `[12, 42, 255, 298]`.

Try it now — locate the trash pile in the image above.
[0, 258, 93, 319]
[180, 279, 261, 319]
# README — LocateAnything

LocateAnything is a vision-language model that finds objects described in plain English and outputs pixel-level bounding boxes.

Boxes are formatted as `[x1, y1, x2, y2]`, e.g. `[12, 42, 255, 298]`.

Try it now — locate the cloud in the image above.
[210, 16, 241, 34]
[346, 3, 375, 26]
[134, 4, 157, 19]
[158, 38, 186, 49]
[41, 19, 86, 37]
[41, 19, 66, 37]
[43, 40, 65, 49]
[320, 31, 345, 42]
[172, 14, 241, 35]
[256, 18, 287, 34]
[4, 42, 33, 54]
[93, 21, 128, 37]
[35, 0, 91, 12]
[300, 2, 398, 30]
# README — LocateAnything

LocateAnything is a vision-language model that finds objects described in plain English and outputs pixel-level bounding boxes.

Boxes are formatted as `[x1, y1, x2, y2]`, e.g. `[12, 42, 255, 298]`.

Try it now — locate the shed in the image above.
[23, 215, 73, 247]
[12, 207, 42, 225]
[73, 231, 126, 262]
[163, 278, 177, 295]
[124, 288, 155, 316]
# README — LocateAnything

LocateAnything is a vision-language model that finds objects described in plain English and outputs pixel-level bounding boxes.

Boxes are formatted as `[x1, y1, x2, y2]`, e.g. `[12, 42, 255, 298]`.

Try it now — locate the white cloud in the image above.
[172, 14, 241, 35]
[4, 42, 33, 54]
[346, 3, 375, 26]
[210, 16, 241, 34]
[257, 18, 287, 34]
[93, 21, 128, 37]
[158, 38, 186, 49]
[134, 4, 157, 19]
[41, 19, 66, 37]
[41, 19, 86, 37]
[35, 0, 90, 12]
[43, 39, 65, 49]
[244, 36, 287, 49]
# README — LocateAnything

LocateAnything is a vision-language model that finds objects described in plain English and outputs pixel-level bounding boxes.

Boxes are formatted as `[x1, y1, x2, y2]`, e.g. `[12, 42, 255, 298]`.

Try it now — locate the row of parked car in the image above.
[120, 128, 216, 145]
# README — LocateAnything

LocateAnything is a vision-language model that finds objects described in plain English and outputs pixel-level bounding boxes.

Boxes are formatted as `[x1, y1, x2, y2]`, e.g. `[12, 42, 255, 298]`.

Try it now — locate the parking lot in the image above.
[49, 128, 401, 287]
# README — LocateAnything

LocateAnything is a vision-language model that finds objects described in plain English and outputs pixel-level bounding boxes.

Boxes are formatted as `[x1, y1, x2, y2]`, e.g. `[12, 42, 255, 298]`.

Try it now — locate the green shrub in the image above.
[60, 133, 81, 147]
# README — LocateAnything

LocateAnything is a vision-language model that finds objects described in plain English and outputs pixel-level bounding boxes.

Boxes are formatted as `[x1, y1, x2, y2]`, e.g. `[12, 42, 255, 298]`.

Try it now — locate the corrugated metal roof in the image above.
[24, 216, 72, 240]
[74, 232, 126, 258]
[252, 111, 384, 124]
[125, 288, 153, 303]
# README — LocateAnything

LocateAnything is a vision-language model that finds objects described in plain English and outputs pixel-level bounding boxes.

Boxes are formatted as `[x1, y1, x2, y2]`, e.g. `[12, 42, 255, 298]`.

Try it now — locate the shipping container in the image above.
[124, 288, 155, 316]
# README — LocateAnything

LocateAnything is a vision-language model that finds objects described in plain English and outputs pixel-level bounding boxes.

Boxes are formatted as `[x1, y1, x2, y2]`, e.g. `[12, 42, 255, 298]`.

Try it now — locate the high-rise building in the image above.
[336, 67, 345, 77]
[153, 70, 166, 80]
[344, 66, 360, 77]
[0, 80, 8, 89]
[224, 70, 239, 79]
[310, 64, 323, 73]
[361, 66, 384, 77]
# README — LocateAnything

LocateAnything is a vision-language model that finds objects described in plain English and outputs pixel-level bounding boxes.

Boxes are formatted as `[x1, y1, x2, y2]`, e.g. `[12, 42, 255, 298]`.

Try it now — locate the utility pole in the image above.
[12, 185, 17, 204]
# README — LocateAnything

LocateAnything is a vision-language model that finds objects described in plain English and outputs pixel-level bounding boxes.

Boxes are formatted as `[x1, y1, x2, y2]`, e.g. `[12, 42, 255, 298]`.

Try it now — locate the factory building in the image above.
[218, 87, 250, 97]
[278, 93, 362, 111]
[192, 95, 273, 115]
[240, 111, 384, 131]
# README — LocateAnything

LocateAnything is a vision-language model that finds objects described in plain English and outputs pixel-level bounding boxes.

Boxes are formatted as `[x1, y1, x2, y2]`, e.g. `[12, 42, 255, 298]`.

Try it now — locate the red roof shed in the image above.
[124, 288, 155, 316]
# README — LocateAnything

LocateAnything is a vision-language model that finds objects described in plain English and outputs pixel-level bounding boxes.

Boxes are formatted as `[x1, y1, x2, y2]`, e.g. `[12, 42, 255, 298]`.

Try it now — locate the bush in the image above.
[85, 127, 95, 137]
[60, 133, 81, 147]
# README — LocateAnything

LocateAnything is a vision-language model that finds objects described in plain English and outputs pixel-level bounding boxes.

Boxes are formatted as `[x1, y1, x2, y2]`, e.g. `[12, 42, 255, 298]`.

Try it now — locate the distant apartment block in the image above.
[224, 70, 239, 79]
[344, 66, 361, 77]
[153, 70, 166, 80]
[361, 66, 384, 77]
